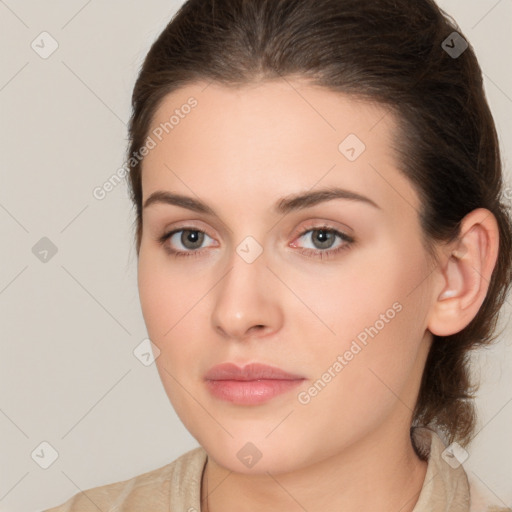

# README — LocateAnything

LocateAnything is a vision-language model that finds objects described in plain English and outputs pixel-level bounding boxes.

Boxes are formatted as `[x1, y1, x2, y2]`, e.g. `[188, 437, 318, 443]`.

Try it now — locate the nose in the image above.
[211, 250, 283, 341]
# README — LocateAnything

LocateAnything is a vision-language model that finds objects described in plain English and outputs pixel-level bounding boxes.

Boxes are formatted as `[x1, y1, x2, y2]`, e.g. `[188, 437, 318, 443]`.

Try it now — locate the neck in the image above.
[201, 423, 428, 512]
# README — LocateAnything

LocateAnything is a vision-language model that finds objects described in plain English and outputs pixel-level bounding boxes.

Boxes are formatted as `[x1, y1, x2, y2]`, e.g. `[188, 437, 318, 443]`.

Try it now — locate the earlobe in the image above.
[427, 208, 500, 337]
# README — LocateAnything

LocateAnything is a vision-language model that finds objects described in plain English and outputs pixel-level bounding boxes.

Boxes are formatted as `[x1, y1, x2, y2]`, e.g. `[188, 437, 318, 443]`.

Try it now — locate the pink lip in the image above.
[204, 363, 306, 405]
[205, 362, 305, 381]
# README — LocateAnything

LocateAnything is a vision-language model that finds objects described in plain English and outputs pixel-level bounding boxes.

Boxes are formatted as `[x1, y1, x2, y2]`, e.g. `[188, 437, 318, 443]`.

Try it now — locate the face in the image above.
[137, 79, 436, 474]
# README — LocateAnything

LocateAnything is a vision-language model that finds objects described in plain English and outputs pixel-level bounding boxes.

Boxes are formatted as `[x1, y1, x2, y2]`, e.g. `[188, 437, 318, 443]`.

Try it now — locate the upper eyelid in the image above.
[291, 226, 354, 248]
[165, 222, 349, 235]
[161, 217, 353, 236]
[158, 220, 215, 241]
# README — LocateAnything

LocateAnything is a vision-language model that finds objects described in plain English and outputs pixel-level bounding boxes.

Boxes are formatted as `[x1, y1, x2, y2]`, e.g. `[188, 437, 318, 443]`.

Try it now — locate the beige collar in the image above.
[411, 427, 470, 511]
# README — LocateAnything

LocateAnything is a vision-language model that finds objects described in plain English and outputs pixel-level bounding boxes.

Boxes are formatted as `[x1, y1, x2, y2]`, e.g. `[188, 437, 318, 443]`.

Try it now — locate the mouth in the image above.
[204, 362, 306, 405]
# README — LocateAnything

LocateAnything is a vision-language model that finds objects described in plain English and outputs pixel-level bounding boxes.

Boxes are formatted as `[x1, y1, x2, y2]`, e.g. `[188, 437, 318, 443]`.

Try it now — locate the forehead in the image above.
[141, 79, 421, 220]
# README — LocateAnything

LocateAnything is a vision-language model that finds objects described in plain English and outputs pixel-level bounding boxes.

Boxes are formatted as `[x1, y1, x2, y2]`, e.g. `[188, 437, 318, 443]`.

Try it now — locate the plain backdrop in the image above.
[0, 1, 511, 511]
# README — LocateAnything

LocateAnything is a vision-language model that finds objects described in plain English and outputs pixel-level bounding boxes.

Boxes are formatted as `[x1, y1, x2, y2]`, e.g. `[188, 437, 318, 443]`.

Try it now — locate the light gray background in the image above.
[0, 1, 511, 511]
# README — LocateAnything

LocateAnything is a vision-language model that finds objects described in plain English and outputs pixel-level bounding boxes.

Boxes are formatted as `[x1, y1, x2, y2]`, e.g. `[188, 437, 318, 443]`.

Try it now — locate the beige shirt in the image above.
[44, 428, 510, 512]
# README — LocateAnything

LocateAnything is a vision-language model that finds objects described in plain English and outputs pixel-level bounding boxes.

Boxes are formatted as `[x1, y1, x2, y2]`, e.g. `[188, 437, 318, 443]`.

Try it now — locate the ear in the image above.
[427, 208, 500, 337]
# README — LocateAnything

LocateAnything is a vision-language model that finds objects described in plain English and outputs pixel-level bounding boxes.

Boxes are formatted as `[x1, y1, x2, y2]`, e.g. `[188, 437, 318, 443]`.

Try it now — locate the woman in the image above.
[45, 0, 512, 510]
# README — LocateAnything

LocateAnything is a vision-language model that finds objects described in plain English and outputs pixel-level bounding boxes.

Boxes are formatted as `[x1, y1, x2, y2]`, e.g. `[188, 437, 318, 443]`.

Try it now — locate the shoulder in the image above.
[411, 427, 511, 512]
[43, 446, 208, 512]
[466, 471, 512, 512]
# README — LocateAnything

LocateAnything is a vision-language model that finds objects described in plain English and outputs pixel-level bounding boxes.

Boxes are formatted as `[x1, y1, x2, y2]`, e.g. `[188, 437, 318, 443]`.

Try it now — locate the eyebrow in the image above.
[143, 186, 381, 216]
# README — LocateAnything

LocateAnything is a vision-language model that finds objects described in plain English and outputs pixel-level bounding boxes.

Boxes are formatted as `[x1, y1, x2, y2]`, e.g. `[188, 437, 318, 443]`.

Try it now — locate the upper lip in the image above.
[204, 362, 305, 381]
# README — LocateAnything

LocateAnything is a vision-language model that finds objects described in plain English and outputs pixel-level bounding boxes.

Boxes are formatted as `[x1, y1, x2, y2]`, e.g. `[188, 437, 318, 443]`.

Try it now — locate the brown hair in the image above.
[126, 0, 512, 447]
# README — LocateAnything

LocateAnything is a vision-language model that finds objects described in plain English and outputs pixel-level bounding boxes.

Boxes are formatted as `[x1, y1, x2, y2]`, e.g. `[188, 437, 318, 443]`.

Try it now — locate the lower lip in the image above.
[205, 379, 305, 405]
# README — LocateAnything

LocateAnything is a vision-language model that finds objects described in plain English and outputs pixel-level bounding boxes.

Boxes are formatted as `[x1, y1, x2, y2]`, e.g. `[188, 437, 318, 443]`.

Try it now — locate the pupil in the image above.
[315, 229, 333, 248]
[182, 230, 203, 248]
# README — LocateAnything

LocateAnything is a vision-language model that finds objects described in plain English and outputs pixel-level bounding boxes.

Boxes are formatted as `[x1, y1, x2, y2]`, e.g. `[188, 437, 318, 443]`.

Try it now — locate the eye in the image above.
[157, 224, 355, 260]
[290, 225, 355, 260]
[158, 228, 216, 258]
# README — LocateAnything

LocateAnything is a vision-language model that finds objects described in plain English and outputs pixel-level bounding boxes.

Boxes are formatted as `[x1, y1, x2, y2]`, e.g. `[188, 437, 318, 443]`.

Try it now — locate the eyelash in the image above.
[157, 224, 355, 260]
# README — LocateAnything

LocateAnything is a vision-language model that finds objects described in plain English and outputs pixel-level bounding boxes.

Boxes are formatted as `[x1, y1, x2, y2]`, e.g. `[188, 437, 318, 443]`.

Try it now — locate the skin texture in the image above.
[137, 79, 499, 512]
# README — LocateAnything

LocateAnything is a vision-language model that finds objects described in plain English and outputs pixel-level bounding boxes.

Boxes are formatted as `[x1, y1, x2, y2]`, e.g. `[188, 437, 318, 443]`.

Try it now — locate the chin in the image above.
[210, 448, 301, 475]
[196, 430, 315, 475]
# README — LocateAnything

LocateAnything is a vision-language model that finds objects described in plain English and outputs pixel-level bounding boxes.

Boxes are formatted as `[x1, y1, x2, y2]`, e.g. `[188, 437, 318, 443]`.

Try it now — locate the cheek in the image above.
[137, 247, 210, 361]
[295, 240, 430, 402]
[276, 248, 404, 352]
[137, 247, 193, 337]
[137, 259, 170, 338]
[137, 252, 206, 415]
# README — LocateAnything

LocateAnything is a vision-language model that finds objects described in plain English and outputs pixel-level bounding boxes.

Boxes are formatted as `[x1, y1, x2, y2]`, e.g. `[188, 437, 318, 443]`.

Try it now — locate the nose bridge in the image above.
[211, 238, 281, 339]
